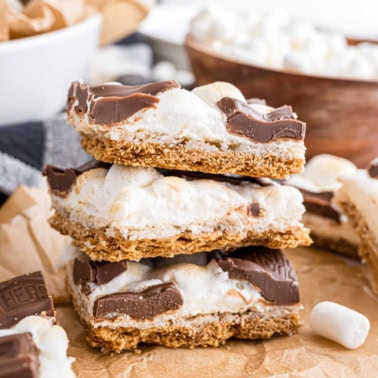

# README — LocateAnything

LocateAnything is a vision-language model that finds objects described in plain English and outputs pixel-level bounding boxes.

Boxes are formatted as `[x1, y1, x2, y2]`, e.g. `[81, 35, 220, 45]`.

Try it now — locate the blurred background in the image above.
[0, 0, 377, 202]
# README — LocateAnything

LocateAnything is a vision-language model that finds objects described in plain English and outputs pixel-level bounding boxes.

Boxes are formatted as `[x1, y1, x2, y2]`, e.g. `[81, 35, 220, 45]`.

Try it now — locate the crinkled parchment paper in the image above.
[0, 186, 69, 302]
[1, 186, 378, 377]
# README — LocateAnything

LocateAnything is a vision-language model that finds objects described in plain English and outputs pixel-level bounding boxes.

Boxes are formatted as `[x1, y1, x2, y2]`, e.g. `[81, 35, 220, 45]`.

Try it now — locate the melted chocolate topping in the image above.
[67, 80, 180, 125]
[0, 272, 55, 329]
[93, 283, 183, 320]
[216, 247, 299, 305]
[43, 160, 110, 198]
[299, 189, 341, 223]
[217, 97, 306, 143]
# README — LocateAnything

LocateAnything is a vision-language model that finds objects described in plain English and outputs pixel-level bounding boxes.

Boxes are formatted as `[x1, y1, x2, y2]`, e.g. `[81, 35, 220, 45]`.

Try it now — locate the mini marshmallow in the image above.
[284, 50, 313, 74]
[190, 7, 378, 80]
[310, 301, 370, 349]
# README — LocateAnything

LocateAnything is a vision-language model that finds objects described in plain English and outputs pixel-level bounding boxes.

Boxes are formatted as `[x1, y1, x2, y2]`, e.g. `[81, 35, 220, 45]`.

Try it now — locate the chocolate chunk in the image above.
[93, 283, 183, 320]
[249, 202, 262, 217]
[0, 272, 55, 329]
[73, 257, 127, 286]
[43, 160, 111, 198]
[216, 247, 299, 305]
[159, 169, 271, 187]
[217, 97, 306, 143]
[0, 333, 39, 378]
[299, 189, 341, 223]
[368, 158, 378, 178]
[67, 80, 180, 125]
[42, 166, 79, 198]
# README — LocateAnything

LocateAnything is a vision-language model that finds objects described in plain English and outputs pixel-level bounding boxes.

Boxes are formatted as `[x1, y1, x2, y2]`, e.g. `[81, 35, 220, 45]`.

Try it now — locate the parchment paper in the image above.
[0, 186, 69, 302]
[1, 187, 378, 377]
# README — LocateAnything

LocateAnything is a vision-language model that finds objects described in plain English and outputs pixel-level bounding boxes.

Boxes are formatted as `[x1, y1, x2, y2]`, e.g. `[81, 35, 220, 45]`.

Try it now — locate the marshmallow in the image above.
[190, 7, 378, 81]
[284, 50, 313, 74]
[310, 301, 370, 349]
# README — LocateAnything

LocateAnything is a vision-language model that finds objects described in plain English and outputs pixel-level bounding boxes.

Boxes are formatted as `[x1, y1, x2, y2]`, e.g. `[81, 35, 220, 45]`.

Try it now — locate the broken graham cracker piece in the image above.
[335, 158, 378, 289]
[45, 162, 311, 261]
[66, 80, 306, 179]
[66, 246, 301, 352]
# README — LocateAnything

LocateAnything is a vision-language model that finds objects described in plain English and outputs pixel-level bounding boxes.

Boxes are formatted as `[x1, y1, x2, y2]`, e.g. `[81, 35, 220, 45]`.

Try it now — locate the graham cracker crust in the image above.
[80, 133, 304, 180]
[66, 278, 300, 353]
[86, 312, 300, 353]
[51, 211, 311, 262]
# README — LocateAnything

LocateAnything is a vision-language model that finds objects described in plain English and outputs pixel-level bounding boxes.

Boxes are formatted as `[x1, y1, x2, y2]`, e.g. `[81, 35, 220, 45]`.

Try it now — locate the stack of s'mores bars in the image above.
[44, 80, 311, 352]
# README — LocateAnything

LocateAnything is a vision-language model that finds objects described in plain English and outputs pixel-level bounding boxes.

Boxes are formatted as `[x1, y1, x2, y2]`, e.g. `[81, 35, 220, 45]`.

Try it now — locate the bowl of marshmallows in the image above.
[186, 7, 378, 167]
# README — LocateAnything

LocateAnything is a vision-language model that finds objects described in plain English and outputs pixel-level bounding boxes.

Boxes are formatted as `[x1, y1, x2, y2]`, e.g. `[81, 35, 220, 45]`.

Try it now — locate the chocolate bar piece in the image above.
[43, 160, 111, 198]
[0, 332, 39, 378]
[66, 81, 306, 179]
[0, 272, 55, 329]
[217, 98, 305, 143]
[73, 257, 127, 286]
[67, 247, 301, 352]
[67, 80, 180, 125]
[300, 189, 341, 224]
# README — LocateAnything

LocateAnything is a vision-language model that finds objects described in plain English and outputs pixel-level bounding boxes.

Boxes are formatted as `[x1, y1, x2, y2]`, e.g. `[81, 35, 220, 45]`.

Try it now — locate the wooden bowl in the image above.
[186, 34, 378, 167]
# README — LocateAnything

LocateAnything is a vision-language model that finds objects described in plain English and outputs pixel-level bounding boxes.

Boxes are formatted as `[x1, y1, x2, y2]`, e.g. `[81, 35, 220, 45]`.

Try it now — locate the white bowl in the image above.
[0, 15, 102, 126]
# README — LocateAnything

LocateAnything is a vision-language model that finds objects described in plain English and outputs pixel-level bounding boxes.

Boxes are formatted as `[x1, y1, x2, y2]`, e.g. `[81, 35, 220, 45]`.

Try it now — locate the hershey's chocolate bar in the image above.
[217, 97, 306, 143]
[0, 272, 54, 329]
[67, 80, 180, 125]
[216, 247, 299, 305]
[0, 332, 39, 378]
[93, 283, 183, 320]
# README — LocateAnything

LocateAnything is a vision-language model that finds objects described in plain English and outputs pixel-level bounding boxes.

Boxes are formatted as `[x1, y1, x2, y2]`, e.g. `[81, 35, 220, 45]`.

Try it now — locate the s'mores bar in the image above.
[335, 159, 378, 285]
[66, 246, 301, 352]
[44, 162, 311, 262]
[287, 154, 359, 257]
[0, 272, 75, 377]
[67, 80, 306, 179]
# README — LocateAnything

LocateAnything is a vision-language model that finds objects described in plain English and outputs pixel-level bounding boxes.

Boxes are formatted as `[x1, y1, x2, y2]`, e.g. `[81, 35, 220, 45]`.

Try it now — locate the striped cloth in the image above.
[0, 115, 90, 203]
